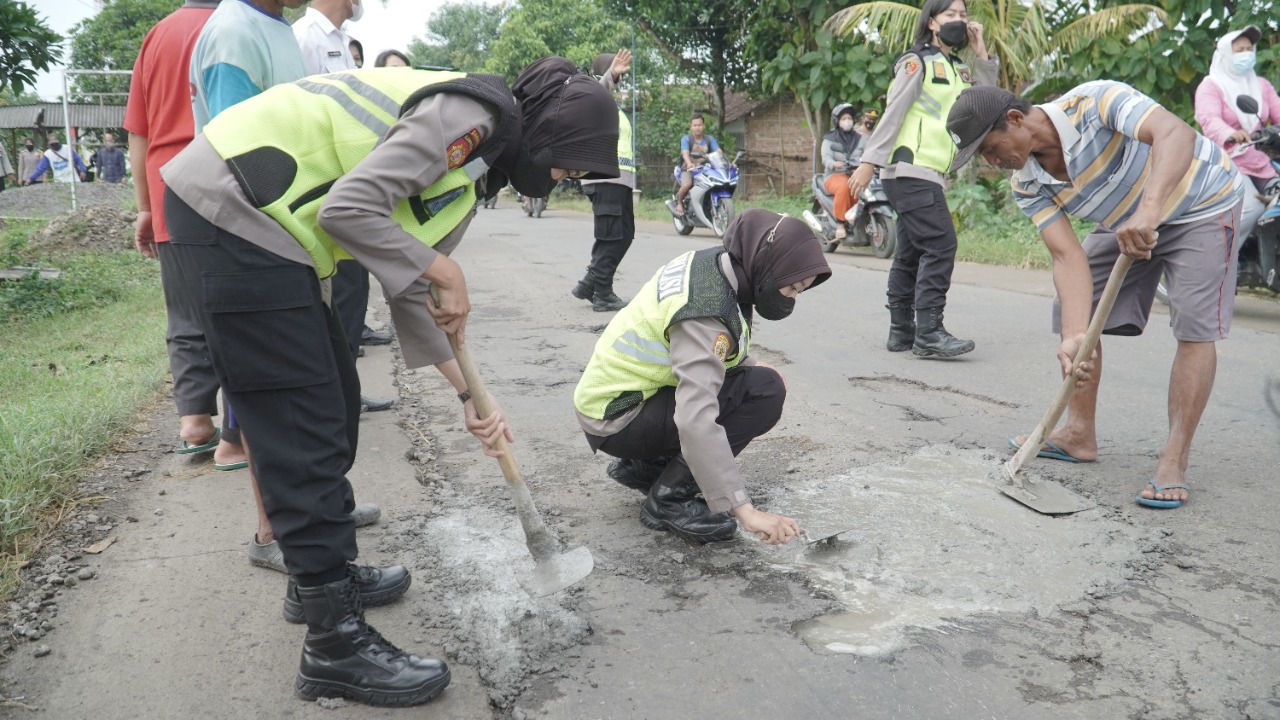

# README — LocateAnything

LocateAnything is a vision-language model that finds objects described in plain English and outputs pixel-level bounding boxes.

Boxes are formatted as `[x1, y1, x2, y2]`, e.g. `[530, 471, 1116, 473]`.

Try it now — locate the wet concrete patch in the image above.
[755, 445, 1148, 657]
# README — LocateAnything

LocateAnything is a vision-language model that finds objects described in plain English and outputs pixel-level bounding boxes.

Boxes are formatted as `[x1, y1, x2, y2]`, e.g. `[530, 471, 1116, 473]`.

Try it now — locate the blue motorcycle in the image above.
[665, 150, 742, 237]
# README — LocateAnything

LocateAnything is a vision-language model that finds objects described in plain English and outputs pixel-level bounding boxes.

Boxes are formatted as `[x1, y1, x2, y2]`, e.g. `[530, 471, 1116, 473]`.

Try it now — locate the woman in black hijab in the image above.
[573, 209, 831, 545]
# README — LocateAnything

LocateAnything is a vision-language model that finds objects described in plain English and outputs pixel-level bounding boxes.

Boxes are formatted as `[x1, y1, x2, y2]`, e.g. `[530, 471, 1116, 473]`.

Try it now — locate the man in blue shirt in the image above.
[674, 113, 720, 215]
[95, 134, 127, 183]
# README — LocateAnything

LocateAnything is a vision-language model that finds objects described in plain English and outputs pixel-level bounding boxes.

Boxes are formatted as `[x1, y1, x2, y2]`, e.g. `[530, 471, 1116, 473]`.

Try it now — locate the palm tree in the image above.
[825, 0, 1167, 93]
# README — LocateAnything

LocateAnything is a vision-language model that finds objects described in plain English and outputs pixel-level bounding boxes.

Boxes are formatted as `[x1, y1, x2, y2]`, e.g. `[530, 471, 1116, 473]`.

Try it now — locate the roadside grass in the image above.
[0, 220, 167, 597]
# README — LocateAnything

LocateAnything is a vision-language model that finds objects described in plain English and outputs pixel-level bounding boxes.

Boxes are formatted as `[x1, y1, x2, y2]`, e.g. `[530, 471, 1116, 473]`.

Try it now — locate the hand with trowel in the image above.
[159, 57, 619, 708]
[947, 81, 1245, 511]
[573, 210, 832, 545]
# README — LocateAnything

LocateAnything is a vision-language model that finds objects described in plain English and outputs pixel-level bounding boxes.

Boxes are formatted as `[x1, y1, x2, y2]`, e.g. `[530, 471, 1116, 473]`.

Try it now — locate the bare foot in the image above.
[213, 439, 246, 467]
[178, 414, 216, 446]
[1012, 433, 1098, 463]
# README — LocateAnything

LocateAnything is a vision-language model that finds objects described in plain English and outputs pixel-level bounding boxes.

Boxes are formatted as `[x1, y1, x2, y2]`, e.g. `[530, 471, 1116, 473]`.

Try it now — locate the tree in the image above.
[68, 0, 180, 99]
[1052, 0, 1276, 119]
[0, 0, 63, 96]
[606, 0, 755, 128]
[482, 0, 629, 80]
[751, 0, 893, 154]
[407, 2, 506, 72]
[826, 0, 1165, 93]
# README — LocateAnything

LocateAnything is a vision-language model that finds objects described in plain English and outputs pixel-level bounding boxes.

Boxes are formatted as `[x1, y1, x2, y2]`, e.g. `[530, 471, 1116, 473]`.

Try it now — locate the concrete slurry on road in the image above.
[4, 204, 1278, 719]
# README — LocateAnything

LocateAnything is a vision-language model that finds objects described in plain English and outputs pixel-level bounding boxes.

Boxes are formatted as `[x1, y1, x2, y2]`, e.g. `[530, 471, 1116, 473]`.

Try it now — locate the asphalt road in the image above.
[5, 203, 1278, 720]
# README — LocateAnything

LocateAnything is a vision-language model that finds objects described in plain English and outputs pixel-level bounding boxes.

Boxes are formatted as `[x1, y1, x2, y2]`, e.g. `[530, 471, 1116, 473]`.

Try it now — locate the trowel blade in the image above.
[801, 523, 854, 546]
[1001, 477, 1093, 515]
[518, 545, 594, 597]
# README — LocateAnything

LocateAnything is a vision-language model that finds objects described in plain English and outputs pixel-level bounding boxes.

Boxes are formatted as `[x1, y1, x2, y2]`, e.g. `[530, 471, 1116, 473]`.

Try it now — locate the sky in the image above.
[26, 0, 449, 101]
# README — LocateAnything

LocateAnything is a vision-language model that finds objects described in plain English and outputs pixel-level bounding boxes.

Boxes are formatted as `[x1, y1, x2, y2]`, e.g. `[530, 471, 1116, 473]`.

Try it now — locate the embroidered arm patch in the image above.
[446, 128, 482, 169]
[713, 332, 731, 361]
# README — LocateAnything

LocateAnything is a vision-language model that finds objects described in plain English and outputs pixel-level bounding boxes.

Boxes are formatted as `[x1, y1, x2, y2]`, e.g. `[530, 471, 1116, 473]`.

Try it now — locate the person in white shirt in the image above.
[292, 0, 362, 74]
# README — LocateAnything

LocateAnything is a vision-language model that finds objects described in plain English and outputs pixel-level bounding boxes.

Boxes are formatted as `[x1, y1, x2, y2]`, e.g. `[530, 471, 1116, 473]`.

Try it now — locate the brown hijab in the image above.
[723, 209, 831, 321]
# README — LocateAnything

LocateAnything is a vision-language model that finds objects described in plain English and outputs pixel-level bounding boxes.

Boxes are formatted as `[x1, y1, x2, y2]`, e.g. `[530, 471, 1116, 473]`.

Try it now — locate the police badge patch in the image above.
[446, 128, 482, 169]
[713, 332, 731, 361]
[904, 59, 920, 75]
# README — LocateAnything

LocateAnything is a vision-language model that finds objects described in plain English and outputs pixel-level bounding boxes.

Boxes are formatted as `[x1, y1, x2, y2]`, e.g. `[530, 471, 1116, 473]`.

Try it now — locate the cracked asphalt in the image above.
[4, 201, 1278, 719]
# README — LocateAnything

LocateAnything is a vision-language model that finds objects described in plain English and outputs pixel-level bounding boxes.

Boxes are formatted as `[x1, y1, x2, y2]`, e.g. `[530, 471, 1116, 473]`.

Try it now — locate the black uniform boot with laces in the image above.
[592, 286, 627, 312]
[606, 456, 670, 493]
[639, 456, 737, 543]
[885, 303, 915, 352]
[283, 563, 411, 624]
[294, 576, 450, 707]
[912, 306, 975, 358]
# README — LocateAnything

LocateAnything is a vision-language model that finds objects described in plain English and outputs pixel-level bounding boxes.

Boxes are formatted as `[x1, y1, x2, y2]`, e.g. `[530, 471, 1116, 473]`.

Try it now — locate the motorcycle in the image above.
[666, 149, 742, 237]
[802, 170, 896, 258]
[1158, 95, 1280, 303]
[519, 192, 547, 218]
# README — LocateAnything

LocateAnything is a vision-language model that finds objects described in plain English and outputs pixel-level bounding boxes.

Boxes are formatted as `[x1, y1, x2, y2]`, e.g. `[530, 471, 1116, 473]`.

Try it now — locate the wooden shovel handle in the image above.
[1007, 253, 1134, 479]
[449, 335, 524, 486]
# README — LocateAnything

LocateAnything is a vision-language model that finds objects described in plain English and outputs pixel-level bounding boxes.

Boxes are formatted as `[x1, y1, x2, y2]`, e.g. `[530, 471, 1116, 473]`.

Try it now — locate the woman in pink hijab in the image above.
[1194, 25, 1280, 243]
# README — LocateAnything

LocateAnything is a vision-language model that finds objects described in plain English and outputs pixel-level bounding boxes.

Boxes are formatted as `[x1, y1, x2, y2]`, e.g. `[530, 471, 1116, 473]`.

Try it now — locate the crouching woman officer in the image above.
[160, 57, 618, 707]
[573, 210, 832, 545]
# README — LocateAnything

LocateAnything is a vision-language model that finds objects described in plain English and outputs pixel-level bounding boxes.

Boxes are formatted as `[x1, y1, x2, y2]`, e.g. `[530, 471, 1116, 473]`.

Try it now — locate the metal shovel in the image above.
[445, 332, 594, 597]
[1002, 254, 1135, 514]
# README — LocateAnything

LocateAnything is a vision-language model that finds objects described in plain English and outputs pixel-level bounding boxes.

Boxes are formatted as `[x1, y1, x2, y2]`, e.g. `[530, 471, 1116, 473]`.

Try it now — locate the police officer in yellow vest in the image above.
[574, 210, 831, 545]
[160, 57, 618, 707]
[572, 49, 638, 312]
[847, 0, 997, 359]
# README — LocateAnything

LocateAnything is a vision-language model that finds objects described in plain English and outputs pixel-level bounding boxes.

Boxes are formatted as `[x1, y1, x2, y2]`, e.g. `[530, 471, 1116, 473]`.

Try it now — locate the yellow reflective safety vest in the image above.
[616, 109, 634, 173]
[890, 44, 972, 175]
[575, 248, 749, 420]
[201, 68, 514, 278]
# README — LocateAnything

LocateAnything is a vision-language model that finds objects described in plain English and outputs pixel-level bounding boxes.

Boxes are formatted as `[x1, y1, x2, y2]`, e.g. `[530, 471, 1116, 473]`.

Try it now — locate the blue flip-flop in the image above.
[1135, 481, 1189, 509]
[177, 427, 221, 455]
[1006, 437, 1093, 463]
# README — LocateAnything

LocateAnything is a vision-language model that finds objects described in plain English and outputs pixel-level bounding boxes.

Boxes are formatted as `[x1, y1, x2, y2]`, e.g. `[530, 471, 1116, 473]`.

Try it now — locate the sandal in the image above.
[177, 427, 221, 455]
[1135, 480, 1189, 509]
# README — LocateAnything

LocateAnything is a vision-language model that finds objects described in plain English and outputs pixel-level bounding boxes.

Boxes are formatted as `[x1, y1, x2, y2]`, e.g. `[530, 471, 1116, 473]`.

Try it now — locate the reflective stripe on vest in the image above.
[617, 109, 635, 171]
[574, 250, 748, 421]
[891, 48, 969, 174]
[202, 68, 486, 278]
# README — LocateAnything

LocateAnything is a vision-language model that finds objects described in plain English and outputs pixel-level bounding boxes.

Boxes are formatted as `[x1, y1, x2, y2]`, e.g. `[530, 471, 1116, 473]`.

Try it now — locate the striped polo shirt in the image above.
[1013, 81, 1243, 231]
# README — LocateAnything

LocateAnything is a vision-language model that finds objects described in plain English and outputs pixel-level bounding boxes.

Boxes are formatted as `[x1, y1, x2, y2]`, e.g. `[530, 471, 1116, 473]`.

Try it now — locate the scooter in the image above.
[802, 171, 896, 258]
[519, 193, 546, 218]
[1158, 95, 1280, 302]
[666, 150, 742, 238]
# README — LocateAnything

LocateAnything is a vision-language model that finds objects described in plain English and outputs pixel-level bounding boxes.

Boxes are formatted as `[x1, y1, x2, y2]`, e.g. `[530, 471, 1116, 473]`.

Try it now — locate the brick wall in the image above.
[738, 96, 818, 199]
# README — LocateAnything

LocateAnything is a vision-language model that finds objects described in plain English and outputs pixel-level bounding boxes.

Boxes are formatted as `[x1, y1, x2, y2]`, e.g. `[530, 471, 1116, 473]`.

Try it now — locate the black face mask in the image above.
[753, 279, 795, 321]
[25, 144, 34, 151]
[938, 20, 969, 51]
[508, 146, 555, 197]
[49, 142, 62, 151]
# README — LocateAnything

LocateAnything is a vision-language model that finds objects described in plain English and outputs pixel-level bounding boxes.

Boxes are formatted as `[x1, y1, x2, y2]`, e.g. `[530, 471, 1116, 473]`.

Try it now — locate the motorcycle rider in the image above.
[821, 103, 866, 241]
[674, 113, 721, 216]
[1194, 25, 1280, 283]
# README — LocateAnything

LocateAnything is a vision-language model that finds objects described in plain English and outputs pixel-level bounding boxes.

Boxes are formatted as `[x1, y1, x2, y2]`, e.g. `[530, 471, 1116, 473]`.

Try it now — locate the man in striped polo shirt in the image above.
[948, 81, 1244, 510]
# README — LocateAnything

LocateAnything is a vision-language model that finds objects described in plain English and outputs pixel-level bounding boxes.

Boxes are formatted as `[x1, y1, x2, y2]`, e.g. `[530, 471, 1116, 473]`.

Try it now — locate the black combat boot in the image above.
[885, 303, 915, 352]
[606, 456, 670, 493]
[283, 563, 411, 624]
[592, 286, 627, 312]
[639, 456, 738, 543]
[912, 306, 975, 358]
[294, 577, 450, 707]
[571, 278, 594, 301]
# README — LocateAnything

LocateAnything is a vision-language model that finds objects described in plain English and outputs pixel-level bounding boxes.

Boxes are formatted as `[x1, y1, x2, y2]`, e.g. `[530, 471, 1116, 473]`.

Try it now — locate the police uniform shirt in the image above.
[162, 92, 498, 371]
[860, 51, 998, 185]
[577, 252, 757, 513]
[292, 6, 356, 75]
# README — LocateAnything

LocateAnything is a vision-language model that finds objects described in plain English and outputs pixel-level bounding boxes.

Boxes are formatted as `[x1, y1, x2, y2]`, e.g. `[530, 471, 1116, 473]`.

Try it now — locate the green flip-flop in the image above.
[214, 460, 248, 471]
[177, 427, 221, 455]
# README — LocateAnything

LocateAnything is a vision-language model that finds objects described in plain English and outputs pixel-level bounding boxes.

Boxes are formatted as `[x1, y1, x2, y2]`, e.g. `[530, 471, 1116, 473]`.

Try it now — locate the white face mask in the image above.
[348, 0, 364, 22]
[838, 118, 855, 132]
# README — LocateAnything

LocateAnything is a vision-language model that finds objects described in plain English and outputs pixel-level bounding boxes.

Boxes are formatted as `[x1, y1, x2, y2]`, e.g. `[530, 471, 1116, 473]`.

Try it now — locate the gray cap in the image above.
[946, 84, 1019, 173]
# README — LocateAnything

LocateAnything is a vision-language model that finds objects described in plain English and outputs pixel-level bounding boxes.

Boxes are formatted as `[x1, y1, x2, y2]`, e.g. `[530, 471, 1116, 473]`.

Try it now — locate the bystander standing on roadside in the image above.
[96, 133, 127, 184]
[26, 133, 86, 184]
[0, 141, 14, 191]
[16, 137, 42, 185]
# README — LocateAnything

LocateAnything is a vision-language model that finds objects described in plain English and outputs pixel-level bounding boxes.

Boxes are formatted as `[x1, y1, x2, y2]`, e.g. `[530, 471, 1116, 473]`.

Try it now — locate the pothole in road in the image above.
[755, 445, 1146, 658]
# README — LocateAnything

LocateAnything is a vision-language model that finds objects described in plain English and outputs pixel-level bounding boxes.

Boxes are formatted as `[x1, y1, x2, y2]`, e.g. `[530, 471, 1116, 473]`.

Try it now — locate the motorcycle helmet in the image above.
[830, 103, 856, 127]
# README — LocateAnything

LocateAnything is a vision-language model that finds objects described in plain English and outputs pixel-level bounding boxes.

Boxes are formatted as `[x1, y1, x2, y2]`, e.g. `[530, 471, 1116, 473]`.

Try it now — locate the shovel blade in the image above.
[1001, 477, 1093, 515]
[519, 546, 594, 597]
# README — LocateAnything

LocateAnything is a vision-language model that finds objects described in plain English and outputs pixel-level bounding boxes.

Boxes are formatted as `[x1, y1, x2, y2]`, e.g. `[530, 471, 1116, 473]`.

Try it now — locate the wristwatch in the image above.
[457, 389, 472, 404]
